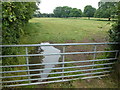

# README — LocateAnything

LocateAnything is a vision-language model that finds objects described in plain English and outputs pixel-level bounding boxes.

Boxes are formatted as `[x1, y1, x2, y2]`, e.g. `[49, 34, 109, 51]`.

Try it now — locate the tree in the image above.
[34, 10, 41, 17]
[53, 6, 72, 18]
[53, 6, 63, 17]
[53, 6, 82, 18]
[69, 8, 82, 17]
[62, 6, 72, 18]
[83, 5, 96, 19]
[94, 2, 117, 21]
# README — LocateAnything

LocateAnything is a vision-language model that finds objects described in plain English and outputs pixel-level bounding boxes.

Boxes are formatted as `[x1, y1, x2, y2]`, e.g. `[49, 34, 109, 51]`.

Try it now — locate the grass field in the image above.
[20, 17, 114, 44]
[19, 17, 118, 88]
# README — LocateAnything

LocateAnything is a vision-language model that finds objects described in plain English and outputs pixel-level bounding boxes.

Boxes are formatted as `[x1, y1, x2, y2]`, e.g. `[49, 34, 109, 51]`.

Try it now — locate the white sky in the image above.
[38, 0, 100, 13]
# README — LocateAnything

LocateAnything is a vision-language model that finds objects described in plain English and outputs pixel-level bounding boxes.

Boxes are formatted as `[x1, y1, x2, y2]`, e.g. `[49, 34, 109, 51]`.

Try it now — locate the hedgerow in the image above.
[2, 2, 38, 65]
[2, 2, 39, 87]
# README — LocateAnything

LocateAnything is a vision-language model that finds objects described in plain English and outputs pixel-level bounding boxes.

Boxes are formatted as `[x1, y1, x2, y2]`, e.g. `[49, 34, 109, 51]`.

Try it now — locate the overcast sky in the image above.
[38, 0, 100, 13]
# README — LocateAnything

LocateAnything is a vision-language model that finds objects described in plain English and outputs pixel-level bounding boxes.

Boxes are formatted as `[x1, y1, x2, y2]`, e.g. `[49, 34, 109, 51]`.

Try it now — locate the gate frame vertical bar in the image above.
[25, 47, 31, 83]
[92, 45, 97, 69]
[115, 51, 119, 64]
[115, 51, 119, 59]
[62, 46, 65, 80]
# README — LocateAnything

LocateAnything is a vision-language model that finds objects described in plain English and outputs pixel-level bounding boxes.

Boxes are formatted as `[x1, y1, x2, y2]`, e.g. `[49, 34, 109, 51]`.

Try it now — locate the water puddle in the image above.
[39, 42, 61, 80]
[29, 42, 61, 81]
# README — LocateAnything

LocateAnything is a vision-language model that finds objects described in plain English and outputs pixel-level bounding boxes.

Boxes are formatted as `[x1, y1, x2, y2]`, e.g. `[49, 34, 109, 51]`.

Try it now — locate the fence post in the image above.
[92, 45, 97, 69]
[62, 46, 65, 80]
[115, 51, 119, 59]
[115, 51, 120, 65]
[25, 47, 31, 83]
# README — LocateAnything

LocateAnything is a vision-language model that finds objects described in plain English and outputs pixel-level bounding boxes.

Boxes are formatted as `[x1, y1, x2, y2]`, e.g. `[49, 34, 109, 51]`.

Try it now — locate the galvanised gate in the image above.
[0, 42, 119, 88]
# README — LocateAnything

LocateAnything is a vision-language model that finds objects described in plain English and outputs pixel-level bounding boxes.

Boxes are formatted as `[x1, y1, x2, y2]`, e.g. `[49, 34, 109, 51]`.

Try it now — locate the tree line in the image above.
[34, 2, 118, 20]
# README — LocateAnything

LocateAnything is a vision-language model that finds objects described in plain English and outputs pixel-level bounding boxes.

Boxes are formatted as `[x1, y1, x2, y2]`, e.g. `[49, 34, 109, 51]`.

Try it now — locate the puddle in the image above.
[38, 42, 61, 81]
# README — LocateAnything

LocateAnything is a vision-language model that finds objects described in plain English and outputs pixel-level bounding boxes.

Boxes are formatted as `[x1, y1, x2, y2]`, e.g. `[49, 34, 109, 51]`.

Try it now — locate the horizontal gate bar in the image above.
[4, 74, 108, 87]
[1, 63, 113, 78]
[1, 50, 119, 58]
[1, 58, 116, 68]
[81, 74, 109, 79]
[1, 42, 119, 47]
[2, 67, 112, 83]
[3, 71, 110, 87]
[31, 71, 111, 81]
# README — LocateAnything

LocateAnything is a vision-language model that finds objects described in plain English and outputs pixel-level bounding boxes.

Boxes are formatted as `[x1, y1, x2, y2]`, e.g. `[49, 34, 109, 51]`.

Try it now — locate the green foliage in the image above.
[53, 6, 82, 18]
[34, 13, 54, 17]
[83, 5, 96, 19]
[2, 2, 38, 87]
[94, 2, 117, 19]
[108, 2, 120, 50]
[2, 2, 38, 64]
[53, 6, 63, 17]
[2, 2, 37, 44]
[69, 8, 82, 17]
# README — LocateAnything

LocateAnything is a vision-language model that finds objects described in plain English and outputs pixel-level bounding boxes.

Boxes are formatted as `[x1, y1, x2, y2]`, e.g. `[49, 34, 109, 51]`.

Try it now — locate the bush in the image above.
[108, 2, 120, 85]
[108, 2, 120, 50]
[2, 2, 38, 65]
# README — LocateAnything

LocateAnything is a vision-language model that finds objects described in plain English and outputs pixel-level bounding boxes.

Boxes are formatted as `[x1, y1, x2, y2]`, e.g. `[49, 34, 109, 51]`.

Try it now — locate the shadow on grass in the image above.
[79, 18, 117, 22]
[96, 19, 117, 22]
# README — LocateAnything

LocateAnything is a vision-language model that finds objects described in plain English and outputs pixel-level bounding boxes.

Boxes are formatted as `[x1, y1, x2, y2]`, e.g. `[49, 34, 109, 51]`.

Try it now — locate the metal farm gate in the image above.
[0, 42, 119, 88]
